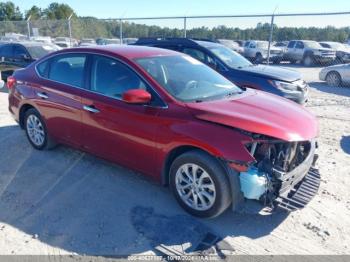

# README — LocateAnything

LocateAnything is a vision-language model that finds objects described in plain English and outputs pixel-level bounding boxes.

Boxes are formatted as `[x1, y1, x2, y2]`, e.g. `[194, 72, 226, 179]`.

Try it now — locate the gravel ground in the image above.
[0, 65, 349, 257]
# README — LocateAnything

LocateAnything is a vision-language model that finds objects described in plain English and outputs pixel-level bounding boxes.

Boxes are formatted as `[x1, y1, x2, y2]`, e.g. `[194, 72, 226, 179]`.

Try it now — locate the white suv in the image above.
[243, 40, 284, 64]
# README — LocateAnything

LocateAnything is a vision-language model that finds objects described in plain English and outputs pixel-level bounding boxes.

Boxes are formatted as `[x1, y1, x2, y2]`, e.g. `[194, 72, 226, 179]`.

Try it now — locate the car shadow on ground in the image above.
[0, 124, 288, 256]
[340, 136, 350, 155]
[308, 82, 350, 97]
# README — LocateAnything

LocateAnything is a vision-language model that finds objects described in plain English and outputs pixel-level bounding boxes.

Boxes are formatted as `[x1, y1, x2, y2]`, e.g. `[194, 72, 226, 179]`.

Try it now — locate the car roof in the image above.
[55, 45, 180, 60]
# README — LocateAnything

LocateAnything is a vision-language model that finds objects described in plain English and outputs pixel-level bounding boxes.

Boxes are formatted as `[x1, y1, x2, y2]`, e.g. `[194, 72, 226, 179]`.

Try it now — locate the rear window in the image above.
[37, 60, 49, 78]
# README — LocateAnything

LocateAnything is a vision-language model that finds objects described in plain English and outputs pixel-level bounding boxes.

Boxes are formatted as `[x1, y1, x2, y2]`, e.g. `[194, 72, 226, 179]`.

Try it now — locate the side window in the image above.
[287, 41, 295, 48]
[0, 45, 13, 57]
[244, 41, 250, 47]
[90, 55, 147, 99]
[13, 45, 28, 58]
[48, 54, 86, 88]
[295, 42, 304, 49]
[182, 48, 206, 63]
[249, 43, 256, 48]
[36, 60, 49, 78]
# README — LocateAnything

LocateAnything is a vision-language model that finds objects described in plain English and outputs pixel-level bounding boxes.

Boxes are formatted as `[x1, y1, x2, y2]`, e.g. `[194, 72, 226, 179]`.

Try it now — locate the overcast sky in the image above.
[10, 0, 350, 29]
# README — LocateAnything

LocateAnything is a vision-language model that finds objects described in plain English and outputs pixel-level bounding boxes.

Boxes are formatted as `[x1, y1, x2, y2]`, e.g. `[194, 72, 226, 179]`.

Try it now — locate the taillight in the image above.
[7, 76, 16, 89]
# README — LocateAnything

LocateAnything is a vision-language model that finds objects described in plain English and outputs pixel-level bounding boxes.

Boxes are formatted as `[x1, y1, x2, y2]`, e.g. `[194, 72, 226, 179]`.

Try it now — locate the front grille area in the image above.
[275, 167, 320, 211]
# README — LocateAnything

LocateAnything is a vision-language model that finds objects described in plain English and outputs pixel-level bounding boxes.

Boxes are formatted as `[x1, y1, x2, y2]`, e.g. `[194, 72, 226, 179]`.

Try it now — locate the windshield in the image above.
[135, 55, 242, 102]
[208, 45, 252, 69]
[26, 45, 59, 59]
[328, 42, 344, 49]
[304, 41, 322, 49]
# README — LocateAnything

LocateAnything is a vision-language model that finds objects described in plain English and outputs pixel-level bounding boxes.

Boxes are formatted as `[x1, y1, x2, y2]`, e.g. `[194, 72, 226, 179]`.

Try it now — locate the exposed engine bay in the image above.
[241, 135, 317, 208]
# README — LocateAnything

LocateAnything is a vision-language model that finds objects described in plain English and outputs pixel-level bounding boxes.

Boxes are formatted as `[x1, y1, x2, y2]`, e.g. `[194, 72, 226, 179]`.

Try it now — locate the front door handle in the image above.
[37, 92, 48, 99]
[83, 105, 100, 113]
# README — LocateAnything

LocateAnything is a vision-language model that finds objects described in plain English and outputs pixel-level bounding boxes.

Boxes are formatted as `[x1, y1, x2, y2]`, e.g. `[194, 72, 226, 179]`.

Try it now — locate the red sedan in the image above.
[7, 46, 320, 217]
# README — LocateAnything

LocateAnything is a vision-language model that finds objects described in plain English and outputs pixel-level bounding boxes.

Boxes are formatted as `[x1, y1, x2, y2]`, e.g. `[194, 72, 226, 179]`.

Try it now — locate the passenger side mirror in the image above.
[122, 89, 152, 104]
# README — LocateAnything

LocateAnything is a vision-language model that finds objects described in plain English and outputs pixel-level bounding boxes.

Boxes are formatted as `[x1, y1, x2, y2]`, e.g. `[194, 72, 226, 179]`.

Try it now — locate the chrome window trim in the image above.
[34, 51, 168, 109]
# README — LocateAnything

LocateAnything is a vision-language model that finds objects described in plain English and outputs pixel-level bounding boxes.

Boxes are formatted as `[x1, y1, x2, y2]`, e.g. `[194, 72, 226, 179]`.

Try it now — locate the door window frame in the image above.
[85, 54, 167, 108]
[35, 53, 88, 89]
[35, 51, 167, 108]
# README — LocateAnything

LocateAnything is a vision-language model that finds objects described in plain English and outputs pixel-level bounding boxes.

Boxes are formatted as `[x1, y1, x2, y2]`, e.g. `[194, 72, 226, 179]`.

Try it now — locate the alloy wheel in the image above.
[26, 114, 45, 146]
[175, 163, 216, 211]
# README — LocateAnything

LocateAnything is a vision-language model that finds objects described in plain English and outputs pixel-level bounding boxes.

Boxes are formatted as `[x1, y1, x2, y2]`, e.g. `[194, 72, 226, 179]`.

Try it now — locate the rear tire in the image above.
[24, 108, 56, 150]
[326, 71, 342, 87]
[170, 150, 232, 218]
[303, 55, 314, 66]
[254, 53, 263, 64]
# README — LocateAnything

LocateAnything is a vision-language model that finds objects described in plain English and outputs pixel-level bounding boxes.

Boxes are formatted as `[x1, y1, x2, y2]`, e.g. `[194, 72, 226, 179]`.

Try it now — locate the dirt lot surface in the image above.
[0, 65, 349, 256]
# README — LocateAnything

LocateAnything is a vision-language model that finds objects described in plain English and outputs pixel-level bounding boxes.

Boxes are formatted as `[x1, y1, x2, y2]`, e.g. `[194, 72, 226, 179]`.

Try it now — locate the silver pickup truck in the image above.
[284, 40, 336, 66]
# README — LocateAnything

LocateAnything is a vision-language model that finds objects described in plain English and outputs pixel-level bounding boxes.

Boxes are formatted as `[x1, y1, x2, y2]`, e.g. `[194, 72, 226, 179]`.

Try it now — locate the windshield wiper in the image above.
[226, 91, 243, 97]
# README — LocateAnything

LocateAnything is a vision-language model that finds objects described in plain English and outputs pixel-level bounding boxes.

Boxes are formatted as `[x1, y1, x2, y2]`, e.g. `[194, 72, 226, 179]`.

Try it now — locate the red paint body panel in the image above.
[187, 89, 318, 142]
[8, 46, 318, 182]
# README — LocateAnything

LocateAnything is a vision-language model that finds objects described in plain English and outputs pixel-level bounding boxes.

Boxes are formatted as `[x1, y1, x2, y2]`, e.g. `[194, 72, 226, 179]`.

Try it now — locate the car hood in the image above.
[239, 65, 301, 82]
[186, 89, 318, 142]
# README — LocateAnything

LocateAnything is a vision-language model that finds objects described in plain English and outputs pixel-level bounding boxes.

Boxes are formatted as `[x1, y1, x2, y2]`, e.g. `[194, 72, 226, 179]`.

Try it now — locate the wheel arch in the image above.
[19, 103, 37, 129]
[161, 145, 208, 186]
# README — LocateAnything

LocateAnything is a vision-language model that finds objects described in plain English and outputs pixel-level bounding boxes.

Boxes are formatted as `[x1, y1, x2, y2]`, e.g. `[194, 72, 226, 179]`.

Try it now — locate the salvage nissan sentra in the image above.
[7, 46, 320, 218]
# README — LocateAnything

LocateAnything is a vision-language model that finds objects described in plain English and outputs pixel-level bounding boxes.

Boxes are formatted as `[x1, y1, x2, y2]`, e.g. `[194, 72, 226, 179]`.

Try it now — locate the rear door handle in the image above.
[83, 105, 100, 113]
[37, 92, 48, 99]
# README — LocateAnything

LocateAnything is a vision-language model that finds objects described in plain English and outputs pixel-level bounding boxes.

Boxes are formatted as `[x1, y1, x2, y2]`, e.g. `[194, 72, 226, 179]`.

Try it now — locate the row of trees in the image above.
[0, 1, 349, 42]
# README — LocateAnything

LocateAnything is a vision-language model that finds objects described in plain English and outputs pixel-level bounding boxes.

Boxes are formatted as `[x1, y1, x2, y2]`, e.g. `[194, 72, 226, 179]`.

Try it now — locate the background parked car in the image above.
[54, 37, 76, 48]
[243, 40, 284, 64]
[319, 63, 350, 87]
[79, 38, 96, 46]
[30, 36, 53, 44]
[133, 38, 309, 104]
[0, 41, 60, 81]
[284, 40, 336, 66]
[96, 38, 121, 45]
[274, 41, 289, 53]
[319, 41, 350, 64]
[217, 39, 244, 54]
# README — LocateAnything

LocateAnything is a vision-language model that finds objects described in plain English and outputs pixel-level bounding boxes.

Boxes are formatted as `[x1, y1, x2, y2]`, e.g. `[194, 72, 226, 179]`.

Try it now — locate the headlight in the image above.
[270, 80, 299, 92]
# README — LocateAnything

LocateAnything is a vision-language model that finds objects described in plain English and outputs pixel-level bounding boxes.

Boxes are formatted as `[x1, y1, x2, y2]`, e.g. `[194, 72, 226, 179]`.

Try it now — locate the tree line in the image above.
[0, 1, 349, 42]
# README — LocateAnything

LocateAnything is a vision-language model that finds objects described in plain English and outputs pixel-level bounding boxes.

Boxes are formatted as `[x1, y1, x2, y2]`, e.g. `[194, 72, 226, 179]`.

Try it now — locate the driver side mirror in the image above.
[122, 89, 152, 104]
[20, 54, 31, 61]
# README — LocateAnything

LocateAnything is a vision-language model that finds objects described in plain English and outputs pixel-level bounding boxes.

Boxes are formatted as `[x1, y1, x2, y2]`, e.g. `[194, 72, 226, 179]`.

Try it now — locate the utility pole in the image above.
[267, 6, 278, 65]
[68, 13, 73, 47]
[119, 19, 123, 44]
[27, 15, 31, 39]
[183, 17, 187, 38]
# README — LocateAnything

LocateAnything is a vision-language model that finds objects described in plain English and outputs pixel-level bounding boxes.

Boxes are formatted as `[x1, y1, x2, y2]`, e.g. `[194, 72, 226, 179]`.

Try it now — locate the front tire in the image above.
[24, 108, 56, 150]
[170, 150, 232, 218]
[326, 71, 342, 87]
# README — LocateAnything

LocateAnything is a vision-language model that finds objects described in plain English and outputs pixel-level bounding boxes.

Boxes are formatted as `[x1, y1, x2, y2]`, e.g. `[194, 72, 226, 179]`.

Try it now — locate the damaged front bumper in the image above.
[231, 138, 320, 213]
[275, 167, 320, 211]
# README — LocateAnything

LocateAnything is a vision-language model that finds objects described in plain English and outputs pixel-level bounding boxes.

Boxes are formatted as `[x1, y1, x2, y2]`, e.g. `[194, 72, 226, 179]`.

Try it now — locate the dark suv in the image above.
[0, 41, 60, 81]
[133, 38, 308, 104]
